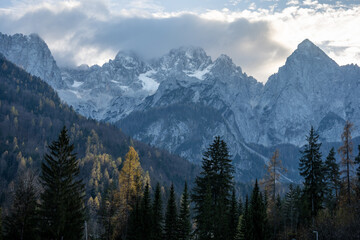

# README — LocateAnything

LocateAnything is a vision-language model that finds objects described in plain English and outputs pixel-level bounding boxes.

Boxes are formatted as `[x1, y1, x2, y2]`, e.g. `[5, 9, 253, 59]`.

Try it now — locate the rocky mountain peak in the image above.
[0, 32, 65, 89]
[285, 38, 338, 69]
[158, 46, 212, 72]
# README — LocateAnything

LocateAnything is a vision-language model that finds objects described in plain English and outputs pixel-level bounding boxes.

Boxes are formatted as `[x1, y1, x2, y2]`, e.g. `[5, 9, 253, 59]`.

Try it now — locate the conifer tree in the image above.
[126, 199, 141, 240]
[242, 196, 250, 239]
[338, 121, 354, 205]
[283, 184, 298, 235]
[298, 126, 325, 224]
[263, 149, 286, 238]
[324, 147, 341, 210]
[192, 136, 234, 240]
[118, 146, 144, 212]
[165, 184, 178, 240]
[39, 126, 85, 240]
[140, 182, 152, 240]
[98, 186, 118, 240]
[234, 215, 245, 240]
[229, 188, 239, 240]
[178, 182, 191, 240]
[355, 145, 360, 194]
[238, 198, 243, 217]
[249, 180, 268, 240]
[0, 207, 2, 240]
[151, 183, 163, 240]
[117, 146, 144, 237]
[3, 173, 38, 240]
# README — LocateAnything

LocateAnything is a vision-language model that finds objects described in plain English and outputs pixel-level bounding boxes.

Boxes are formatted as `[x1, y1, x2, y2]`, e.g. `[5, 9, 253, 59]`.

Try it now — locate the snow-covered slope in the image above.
[0, 32, 64, 89]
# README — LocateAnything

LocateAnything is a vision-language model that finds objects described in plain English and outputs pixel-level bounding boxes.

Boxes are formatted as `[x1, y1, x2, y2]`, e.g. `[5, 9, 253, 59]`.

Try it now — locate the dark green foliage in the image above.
[39, 127, 85, 240]
[192, 136, 234, 240]
[0, 207, 2, 240]
[298, 126, 325, 223]
[127, 199, 141, 240]
[324, 148, 341, 211]
[238, 197, 243, 217]
[3, 174, 38, 240]
[229, 188, 239, 240]
[151, 183, 163, 240]
[140, 183, 152, 240]
[178, 182, 191, 240]
[283, 184, 300, 236]
[249, 180, 268, 240]
[165, 184, 178, 240]
[355, 145, 360, 194]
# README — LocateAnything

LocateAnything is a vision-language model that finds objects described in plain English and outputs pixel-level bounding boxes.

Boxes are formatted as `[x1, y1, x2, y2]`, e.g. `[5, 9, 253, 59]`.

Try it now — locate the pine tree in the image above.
[165, 184, 178, 240]
[151, 183, 163, 240]
[283, 184, 301, 239]
[39, 126, 85, 240]
[234, 215, 244, 240]
[140, 182, 152, 240]
[126, 199, 141, 240]
[238, 198, 243, 217]
[355, 145, 360, 195]
[3, 173, 38, 240]
[229, 188, 239, 240]
[298, 126, 325, 224]
[324, 147, 341, 210]
[249, 180, 268, 240]
[118, 146, 144, 212]
[98, 186, 118, 240]
[338, 121, 354, 205]
[192, 136, 234, 240]
[117, 146, 144, 237]
[263, 149, 286, 238]
[0, 207, 2, 240]
[178, 182, 191, 240]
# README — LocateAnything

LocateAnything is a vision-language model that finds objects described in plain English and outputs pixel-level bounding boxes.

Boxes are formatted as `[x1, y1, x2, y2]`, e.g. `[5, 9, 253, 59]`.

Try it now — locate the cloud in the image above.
[0, 0, 359, 82]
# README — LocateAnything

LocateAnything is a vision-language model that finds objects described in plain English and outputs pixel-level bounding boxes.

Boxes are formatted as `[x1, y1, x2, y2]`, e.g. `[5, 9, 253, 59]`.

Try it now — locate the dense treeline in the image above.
[0, 55, 199, 207]
[2, 123, 360, 240]
[1, 53, 360, 240]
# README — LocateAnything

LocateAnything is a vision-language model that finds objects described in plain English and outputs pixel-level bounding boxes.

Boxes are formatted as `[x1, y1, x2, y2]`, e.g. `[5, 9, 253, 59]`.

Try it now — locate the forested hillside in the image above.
[0, 54, 199, 205]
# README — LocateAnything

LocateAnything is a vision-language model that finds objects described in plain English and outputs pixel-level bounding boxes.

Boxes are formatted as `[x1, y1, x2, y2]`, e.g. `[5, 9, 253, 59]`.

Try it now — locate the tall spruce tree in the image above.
[0, 208, 2, 240]
[324, 147, 341, 210]
[235, 196, 249, 240]
[39, 126, 85, 240]
[178, 182, 191, 240]
[298, 126, 325, 224]
[249, 180, 268, 240]
[140, 182, 152, 240]
[165, 184, 178, 240]
[283, 184, 299, 235]
[192, 136, 234, 240]
[338, 121, 354, 205]
[229, 188, 239, 240]
[3, 173, 38, 240]
[126, 199, 141, 240]
[151, 183, 163, 240]
[355, 145, 360, 194]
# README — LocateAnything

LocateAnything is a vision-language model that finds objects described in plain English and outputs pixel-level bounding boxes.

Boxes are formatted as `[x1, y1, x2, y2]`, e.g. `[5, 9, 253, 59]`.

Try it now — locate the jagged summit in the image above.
[281, 38, 339, 72]
[159, 46, 212, 72]
[0, 32, 65, 89]
[115, 50, 142, 60]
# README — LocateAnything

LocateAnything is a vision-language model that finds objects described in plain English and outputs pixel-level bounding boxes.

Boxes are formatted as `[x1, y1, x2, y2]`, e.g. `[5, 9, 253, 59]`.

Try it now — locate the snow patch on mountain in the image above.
[138, 70, 159, 94]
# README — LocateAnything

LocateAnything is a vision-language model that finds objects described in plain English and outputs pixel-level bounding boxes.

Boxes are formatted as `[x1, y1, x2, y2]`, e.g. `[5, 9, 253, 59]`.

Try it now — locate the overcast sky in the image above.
[0, 0, 359, 82]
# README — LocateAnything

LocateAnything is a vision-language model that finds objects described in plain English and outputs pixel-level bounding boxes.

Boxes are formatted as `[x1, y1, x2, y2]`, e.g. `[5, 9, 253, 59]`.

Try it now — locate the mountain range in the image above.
[1, 32, 360, 182]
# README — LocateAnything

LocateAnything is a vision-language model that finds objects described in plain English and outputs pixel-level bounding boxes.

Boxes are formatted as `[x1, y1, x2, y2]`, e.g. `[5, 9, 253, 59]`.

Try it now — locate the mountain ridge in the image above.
[1, 32, 360, 182]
